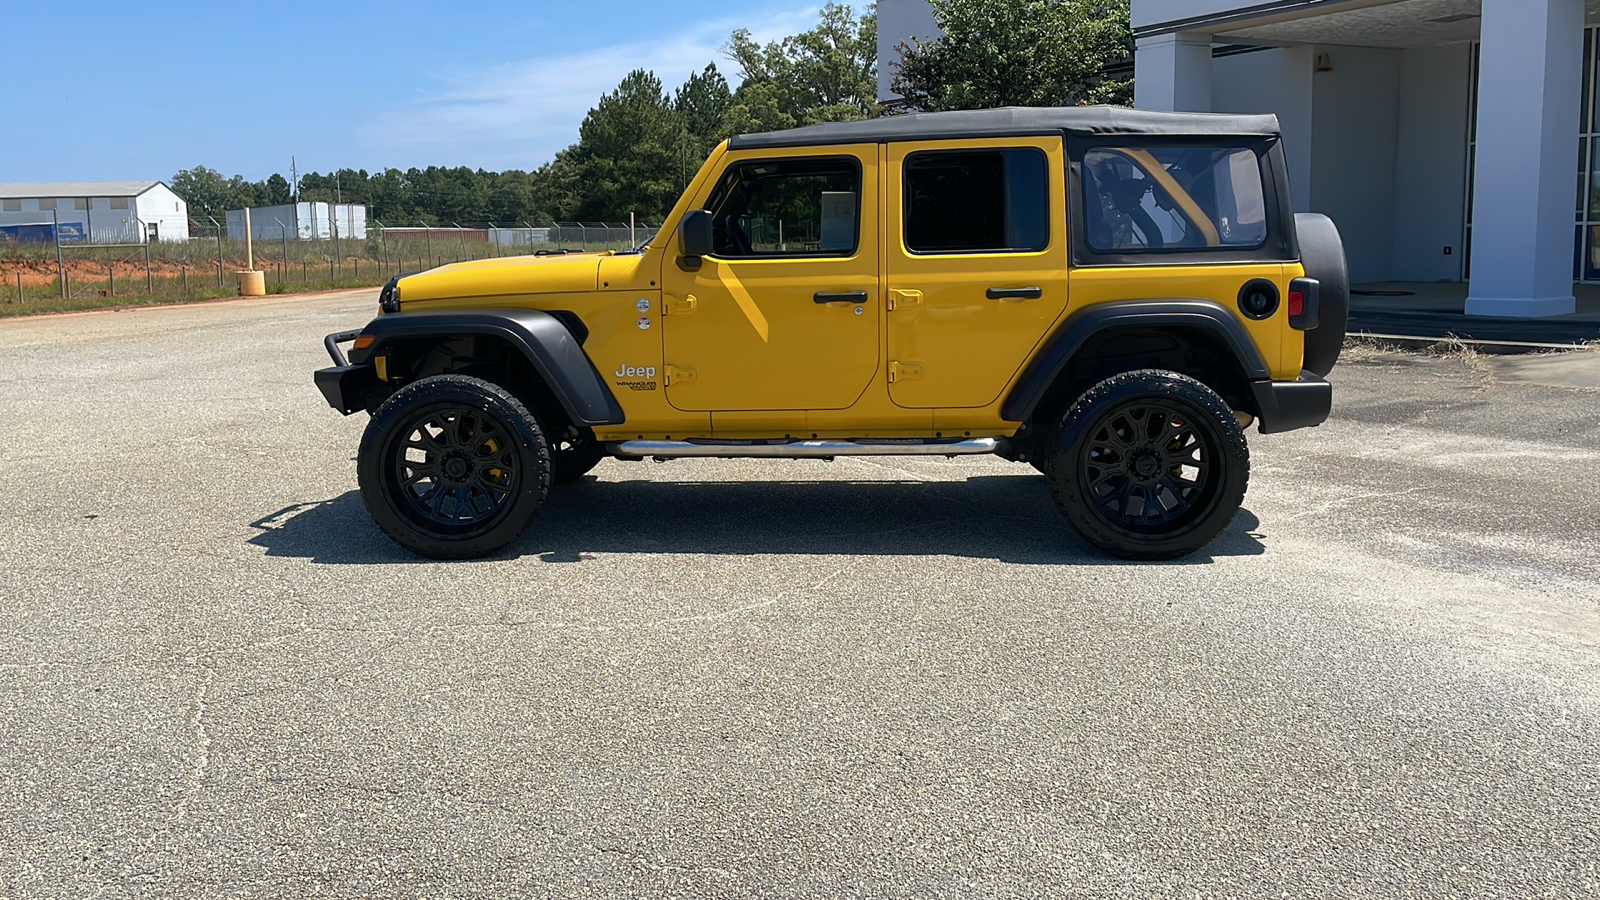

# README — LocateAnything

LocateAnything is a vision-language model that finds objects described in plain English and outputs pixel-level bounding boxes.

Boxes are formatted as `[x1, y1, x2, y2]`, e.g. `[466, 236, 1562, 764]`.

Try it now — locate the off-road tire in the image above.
[358, 374, 551, 559]
[1047, 370, 1249, 560]
[550, 426, 607, 484]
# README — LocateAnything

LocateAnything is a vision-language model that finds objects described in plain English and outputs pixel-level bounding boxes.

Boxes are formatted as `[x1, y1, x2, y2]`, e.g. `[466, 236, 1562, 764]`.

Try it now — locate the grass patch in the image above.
[0, 273, 390, 318]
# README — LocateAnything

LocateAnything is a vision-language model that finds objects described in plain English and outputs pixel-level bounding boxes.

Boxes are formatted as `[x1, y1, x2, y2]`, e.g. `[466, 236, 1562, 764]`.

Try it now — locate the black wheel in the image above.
[550, 426, 606, 484]
[1047, 370, 1249, 560]
[357, 374, 551, 559]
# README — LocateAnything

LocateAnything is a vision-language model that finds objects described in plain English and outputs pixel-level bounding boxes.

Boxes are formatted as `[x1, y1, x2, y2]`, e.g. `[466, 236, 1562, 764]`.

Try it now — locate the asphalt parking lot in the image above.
[2, 289, 1598, 898]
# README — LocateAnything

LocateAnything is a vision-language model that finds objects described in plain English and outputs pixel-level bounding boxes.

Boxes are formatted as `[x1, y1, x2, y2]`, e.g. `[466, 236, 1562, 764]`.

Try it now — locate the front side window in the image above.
[903, 149, 1049, 254]
[1082, 146, 1267, 253]
[705, 157, 861, 258]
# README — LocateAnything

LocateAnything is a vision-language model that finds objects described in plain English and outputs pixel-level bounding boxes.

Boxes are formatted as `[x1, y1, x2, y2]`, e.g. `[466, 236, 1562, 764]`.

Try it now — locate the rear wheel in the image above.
[358, 374, 551, 559]
[1047, 370, 1248, 560]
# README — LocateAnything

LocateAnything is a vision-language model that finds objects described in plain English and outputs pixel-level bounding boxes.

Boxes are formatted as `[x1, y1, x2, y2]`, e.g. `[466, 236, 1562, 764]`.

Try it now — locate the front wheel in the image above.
[1047, 370, 1249, 560]
[357, 374, 551, 559]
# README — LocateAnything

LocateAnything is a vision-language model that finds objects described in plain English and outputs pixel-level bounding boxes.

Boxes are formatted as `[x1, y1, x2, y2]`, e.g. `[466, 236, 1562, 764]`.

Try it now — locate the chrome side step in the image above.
[611, 437, 1004, 459]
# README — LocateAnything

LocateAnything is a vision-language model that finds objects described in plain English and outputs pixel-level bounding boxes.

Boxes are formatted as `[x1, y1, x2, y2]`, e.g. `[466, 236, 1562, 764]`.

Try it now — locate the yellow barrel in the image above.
[237, 270, 266, 296]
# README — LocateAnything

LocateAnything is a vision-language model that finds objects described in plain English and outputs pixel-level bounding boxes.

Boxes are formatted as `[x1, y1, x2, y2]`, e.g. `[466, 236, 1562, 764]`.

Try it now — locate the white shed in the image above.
[0, 181, 188, 243]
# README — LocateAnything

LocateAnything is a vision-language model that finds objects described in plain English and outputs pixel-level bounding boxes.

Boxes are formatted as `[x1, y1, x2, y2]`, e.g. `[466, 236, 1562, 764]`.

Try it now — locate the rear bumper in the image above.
[1249, 370, 1332, 434]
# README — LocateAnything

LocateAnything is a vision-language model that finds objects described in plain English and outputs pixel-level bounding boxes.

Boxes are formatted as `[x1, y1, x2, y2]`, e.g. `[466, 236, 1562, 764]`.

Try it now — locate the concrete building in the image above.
[225, 202, 368, 242]
[879, 0, 1598, 318]
[0, 181, 188, 243]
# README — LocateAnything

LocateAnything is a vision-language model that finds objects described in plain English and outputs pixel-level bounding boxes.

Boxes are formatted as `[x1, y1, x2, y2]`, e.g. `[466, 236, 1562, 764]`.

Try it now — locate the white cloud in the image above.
[361, 7, 818, 172]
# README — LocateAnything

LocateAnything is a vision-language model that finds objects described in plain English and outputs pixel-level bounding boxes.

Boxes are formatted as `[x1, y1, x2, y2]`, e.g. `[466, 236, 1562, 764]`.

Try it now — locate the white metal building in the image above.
[0, 181, 188, 243]
[880, 0, 1598, 319]
[226, 202, 368, 241]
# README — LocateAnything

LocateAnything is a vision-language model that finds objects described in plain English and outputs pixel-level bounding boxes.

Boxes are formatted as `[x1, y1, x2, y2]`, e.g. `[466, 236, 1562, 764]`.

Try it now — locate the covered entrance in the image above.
[1132, 0, 1596, 318]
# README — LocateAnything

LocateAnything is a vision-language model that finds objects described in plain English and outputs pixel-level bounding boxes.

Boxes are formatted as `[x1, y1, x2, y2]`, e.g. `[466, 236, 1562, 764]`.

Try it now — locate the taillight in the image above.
[1288, 278, 1320, 331]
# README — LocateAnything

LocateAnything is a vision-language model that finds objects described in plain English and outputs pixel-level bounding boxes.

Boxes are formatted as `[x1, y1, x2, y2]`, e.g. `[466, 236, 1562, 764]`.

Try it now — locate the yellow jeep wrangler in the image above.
[316, 107, 1345, 560]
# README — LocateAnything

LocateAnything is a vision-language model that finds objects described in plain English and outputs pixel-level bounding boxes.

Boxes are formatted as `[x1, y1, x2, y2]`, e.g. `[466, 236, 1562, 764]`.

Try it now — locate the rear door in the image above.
[884, 136, 1069, 409]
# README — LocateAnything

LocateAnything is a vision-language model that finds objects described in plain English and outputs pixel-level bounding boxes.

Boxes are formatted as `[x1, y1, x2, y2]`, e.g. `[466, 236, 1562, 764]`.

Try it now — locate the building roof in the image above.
[0, 181, 164, 199]
[728, 106, 1282, 151]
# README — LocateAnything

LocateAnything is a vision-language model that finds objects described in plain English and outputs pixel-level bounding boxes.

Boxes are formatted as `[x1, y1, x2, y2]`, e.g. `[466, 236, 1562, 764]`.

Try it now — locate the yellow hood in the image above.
[398, 252, 607, 302]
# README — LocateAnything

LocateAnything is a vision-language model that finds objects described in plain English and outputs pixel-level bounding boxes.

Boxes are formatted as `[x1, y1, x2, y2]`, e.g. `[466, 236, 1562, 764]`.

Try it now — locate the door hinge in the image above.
[665, 365, 697, 385]
[664, 294, 698, 315]
[888, 361, 923, 383]
[887, 289, 922, 311]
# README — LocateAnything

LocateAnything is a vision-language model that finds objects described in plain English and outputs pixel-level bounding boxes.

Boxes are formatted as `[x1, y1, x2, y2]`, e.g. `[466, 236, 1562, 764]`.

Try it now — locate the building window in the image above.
[1082, 146, 1267, 252]
[903, 149, 1049, 254]
[110, 197, 129, 210]
[38, 198, 56, 211]
[703, 157, 861, 257]
[1, 199, 18, 212]
[73, 198, 87, 210]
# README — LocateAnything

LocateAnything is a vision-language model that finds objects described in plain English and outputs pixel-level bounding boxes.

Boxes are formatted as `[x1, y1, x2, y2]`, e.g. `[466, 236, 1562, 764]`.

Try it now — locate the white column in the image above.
[1464, 0, 1584, 317]
[1135, 32, 1213, 112]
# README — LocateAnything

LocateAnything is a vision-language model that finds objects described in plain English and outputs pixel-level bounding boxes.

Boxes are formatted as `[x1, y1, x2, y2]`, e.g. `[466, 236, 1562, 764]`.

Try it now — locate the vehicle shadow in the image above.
[247, 474, 1266, 566]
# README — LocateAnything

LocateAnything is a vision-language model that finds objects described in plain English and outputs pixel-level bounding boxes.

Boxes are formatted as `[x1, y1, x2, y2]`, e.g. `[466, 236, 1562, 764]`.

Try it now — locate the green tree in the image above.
[170, 166, 235, 217]
[569, 69, 690, 220]
[724, 3, 878, 131]
[890, 0, 1132, 110]
[265, 173, 292, 205]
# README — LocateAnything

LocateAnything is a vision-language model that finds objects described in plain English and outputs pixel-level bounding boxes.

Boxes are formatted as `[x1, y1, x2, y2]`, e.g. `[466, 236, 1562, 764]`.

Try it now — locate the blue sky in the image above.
[1, 1, 831, 184]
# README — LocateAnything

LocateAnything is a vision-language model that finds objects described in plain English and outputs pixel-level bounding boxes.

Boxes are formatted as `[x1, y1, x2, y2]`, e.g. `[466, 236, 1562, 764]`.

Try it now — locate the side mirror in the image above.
[679, 210, 712, 268]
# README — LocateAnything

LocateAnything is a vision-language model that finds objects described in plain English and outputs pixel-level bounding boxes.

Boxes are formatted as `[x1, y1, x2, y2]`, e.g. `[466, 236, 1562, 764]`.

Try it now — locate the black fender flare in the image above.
[350, 308, 625, 426]
[1000, 299, 1272, 423]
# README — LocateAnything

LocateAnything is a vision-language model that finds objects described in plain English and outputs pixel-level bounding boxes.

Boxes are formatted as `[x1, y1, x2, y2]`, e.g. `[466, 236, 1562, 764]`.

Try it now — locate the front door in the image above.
[884, 137, 1069, 409]
[661, 146, 880, 412]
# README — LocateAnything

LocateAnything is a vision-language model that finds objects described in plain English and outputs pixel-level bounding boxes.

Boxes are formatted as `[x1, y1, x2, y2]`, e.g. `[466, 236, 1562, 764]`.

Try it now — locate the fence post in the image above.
[378, 220, 389, 274]
[211, 217, 223, 287]
[182, 266, 188, 295]
[425, 226, 433, 269]
[144, 240, 152, 293]
[63, 269, 70, 300]
[108, 263, 115, 297]
[453, 223, 466, 262]
[52, 209, 66, 298]
[278, 219, 289, 286]
[16, 271, 22, 303]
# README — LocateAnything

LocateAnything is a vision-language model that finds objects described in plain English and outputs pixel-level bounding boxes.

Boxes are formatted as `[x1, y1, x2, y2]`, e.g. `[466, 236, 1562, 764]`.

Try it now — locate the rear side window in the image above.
[904, 149, 1049, 254]
[1082, 147, 1267, 253]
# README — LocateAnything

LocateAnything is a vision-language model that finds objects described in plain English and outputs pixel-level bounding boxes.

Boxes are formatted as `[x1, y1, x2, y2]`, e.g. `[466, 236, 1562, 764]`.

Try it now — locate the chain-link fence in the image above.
[0, 218, 665, 307]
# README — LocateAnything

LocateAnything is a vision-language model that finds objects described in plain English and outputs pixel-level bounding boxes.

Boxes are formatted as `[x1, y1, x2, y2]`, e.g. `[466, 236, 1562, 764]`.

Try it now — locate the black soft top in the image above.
[728, 106, 1282, 151]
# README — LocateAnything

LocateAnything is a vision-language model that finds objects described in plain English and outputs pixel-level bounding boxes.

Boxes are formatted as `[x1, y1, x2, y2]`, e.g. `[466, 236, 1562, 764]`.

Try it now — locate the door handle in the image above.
[815, 291, 868, 304]
[986, 287, 1043, 301]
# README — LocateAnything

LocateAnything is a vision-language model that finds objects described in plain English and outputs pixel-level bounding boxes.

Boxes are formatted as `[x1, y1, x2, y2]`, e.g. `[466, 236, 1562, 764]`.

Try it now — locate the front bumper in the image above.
[1249, 370, 1332, 434]
[315, 329, 384, 415]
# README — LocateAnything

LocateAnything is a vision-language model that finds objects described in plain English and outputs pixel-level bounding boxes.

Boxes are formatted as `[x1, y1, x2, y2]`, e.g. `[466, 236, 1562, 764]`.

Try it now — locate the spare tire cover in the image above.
[1294, 212, 1348, 377]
